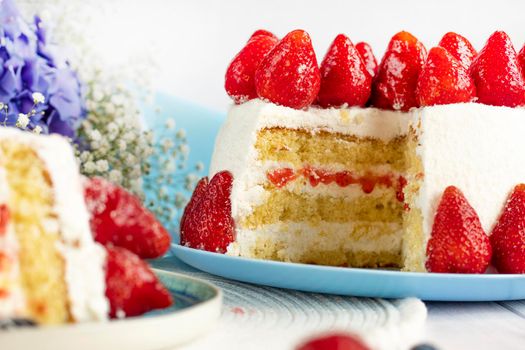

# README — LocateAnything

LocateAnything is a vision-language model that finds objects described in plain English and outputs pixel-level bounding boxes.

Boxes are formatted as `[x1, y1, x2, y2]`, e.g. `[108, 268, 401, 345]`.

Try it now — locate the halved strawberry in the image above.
[470, 31, 525, 107]
[225, 31, 279, 104]
[490, 184, 525, 274]
[317, 34, 372, 108]
[255, 29, 321, 109]
[105, 246, 173, 318]
[518, 44, 525, 76]
[371, 31, 427, 111]
[180, 171, 234, 253]
[416, 46, 476, 106]
[426, 186, 492, 273]
[296, 333, 370, 350]
[355, 41, 378, 77]
[84, 177, 171, 259]
[438, 32, 477, 70]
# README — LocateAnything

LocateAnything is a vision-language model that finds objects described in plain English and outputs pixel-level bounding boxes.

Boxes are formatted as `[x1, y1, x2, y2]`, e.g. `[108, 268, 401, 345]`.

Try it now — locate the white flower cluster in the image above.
[75, 66, 155, 195]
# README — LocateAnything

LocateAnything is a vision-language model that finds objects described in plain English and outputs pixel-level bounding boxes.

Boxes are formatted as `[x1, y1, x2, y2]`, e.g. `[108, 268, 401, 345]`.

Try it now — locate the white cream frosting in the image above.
[0, 127, 109, 322]
[227, 221, 403, 260]
[415, 103, 525, 243]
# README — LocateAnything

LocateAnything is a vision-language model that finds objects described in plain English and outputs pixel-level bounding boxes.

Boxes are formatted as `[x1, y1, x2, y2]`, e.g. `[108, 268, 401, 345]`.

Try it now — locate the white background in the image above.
[86, 0, 525, 112]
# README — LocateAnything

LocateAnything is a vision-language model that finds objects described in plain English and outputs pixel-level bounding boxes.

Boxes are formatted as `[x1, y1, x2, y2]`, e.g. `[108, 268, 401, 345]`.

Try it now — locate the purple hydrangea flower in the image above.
[0, 0, 86, 138]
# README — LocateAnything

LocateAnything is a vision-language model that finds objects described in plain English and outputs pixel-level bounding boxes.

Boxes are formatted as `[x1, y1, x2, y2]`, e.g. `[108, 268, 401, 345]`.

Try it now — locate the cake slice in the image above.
[0, 127, 172, 325]
[0, 127, 108, 324]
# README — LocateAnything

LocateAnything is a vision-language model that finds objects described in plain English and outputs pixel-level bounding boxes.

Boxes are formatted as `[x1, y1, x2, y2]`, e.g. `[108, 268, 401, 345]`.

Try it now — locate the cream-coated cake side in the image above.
[415, 103, 525, 252]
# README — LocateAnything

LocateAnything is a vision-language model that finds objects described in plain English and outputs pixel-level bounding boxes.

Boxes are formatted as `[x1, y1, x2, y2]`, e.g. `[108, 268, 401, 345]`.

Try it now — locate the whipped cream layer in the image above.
[209, 99, 413, 220]
[0, 127, 109, 322]
[415, 103, 525, 241]
[228, 221, 403, 258]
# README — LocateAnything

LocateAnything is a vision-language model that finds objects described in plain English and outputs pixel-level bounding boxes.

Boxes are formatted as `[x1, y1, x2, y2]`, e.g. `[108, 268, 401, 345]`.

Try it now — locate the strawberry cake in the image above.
[0, 127, 172, 325]
[181, 29, 525, 274]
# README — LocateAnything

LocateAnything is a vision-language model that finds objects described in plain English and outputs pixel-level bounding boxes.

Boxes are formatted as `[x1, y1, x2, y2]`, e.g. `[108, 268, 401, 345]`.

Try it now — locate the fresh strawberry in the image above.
[105, 246, 173, 318]
[250, 29, 277, 40]
[180, 176, 209, 231]
[518, 44, 525, 76]
[470, 31, 525, 107]
[426, 186, 491, 273]
[317, 34, 372, 107]
[416, 46, 476, 106]
[84, 177, 171, 259]
[255, 29, 321, 109]
[180, 171, 234, 253]
[355, 41, 378, 77]
[371, 31, 427, 111]
[225, 31, 278, 104]
[490, 184, 525, 274]
[296, 333, 370, 350]
[438, 32, 477, 70]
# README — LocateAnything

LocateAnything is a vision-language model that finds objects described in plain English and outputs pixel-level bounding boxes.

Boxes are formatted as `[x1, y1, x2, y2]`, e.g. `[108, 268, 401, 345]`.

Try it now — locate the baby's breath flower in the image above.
[161, 138, 174, 152]
[175, 129, 186, 139]
[89, 129, 102, 141]
[165, 118, 175, 129]
[118, 139, 127, 152]
[95, 159, 109, 172]
[33, 125, 42, 134]
[179, 144, 189, 156]
[195, 161, 204, 172]
[16, 113, 29, 129]
[83, 161, 96, 174]
[80, 150, 91, 162]
[32, 92, 45, 104]
[174, 193, 186, 209]
[108, 169, 122, 184]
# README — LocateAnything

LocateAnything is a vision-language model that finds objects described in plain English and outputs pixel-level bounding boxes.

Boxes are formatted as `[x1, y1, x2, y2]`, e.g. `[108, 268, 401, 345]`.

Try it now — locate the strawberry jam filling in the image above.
[266, 167, 407, 202]
[0, 205, 9, 236]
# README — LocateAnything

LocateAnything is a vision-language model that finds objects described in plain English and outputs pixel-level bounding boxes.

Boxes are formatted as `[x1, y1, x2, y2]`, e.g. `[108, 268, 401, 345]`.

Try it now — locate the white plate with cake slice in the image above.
[171, 243, 525, 302]
[0, 270, 222, 350]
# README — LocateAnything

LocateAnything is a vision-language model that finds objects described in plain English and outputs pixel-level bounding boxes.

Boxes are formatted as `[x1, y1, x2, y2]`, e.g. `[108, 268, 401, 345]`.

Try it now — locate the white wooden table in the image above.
[425, 300, 525, 349]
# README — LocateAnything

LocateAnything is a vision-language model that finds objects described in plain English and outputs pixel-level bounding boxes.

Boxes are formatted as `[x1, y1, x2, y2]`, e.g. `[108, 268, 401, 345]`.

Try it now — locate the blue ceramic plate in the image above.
[1, 270, 222, 350]
[148, 94, 525, 302]
[171, 241, 525, 301]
